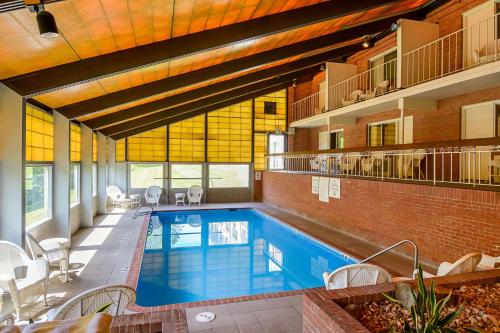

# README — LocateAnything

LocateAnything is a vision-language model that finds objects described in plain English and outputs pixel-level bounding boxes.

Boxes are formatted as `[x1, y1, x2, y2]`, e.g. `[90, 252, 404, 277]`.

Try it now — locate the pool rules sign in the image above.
[329, 178, 341, 199]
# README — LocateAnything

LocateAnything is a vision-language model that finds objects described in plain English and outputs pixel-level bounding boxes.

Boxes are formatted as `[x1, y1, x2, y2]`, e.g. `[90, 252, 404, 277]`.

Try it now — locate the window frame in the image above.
[208, 163, 251, 188]
[70, 163, 80, 207]
[25, 164, 53, 228]
[330, 129, 345, 149]
[267, 133, 287, 170]
[367, 119, 399, 147]
[170, 163, 203, 189]
[128, 162, 165, 189]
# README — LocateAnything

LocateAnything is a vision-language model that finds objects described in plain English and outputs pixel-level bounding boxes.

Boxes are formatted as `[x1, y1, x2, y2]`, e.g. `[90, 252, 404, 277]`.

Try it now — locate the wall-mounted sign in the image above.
[329, 178, 341, 199]
[312, 176, 319, 194]
[319, 177, 329, 203]
[255, 171, 261, 181]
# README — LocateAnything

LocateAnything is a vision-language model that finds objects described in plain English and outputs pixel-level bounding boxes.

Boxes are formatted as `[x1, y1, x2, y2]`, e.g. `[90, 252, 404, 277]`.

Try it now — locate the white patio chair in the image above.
[477, 254, 500, 271]
[341, 90, 362, 107]
[340, 155, 359, 175]
[47, 285, 136, 321]
[309, 156, 321, 173]
[363, 80, 390, 100]
[25, 231, 70, 283]
[0, 241, 49, 320]
[145, 186, 162, 207]
[0, 313, 15, 325]
[187, 185, 204, 205]
[106, 186, 127, 207]
[323, 263, 391, 290]
[399, 149, 426, 179]
[414, 252, 482, 278]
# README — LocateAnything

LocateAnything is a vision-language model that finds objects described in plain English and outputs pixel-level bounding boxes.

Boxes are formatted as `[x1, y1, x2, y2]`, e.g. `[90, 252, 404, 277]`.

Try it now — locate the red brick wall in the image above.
[262, 172, 500, 265]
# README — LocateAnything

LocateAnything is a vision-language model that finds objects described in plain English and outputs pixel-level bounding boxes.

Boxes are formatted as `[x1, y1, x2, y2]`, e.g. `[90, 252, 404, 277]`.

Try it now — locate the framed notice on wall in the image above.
[329, 178, 341, 198]
[312, 176, 319, 194]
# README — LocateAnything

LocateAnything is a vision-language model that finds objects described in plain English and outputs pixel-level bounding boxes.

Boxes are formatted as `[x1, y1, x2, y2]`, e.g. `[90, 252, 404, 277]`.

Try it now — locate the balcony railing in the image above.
[291, 13, 500, 123]
[266, 138, 500, 188]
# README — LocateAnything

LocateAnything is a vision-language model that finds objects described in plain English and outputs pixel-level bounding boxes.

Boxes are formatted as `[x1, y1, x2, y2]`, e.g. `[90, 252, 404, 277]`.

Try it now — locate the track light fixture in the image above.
[390, 22, 400, 32]
[292, 79, 297, 87]
[320, 64, 326, 71]
[362, 36, 374, 49]
[30, 4, 59, 38]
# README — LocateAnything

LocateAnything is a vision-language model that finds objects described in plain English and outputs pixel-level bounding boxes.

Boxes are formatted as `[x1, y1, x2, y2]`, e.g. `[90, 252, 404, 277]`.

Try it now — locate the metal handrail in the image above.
[359, 239, 419, 272]
[132, 204, 154, 220]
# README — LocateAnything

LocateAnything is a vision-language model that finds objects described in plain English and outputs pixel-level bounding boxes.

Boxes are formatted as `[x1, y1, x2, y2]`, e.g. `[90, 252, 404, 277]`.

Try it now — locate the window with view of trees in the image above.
[25, 166, 51, 226]
[130, 163, 163, 188]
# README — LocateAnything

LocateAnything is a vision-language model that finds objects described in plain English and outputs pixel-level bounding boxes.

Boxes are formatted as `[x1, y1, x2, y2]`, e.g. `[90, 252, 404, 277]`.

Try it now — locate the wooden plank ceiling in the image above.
[0, 0, 437, 135]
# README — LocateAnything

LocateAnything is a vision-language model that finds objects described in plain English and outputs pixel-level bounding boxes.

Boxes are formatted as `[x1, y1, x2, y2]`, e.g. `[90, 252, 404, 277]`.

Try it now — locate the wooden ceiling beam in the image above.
[56, 9, 426, 119]
[2, 0, 400, 96]
[84, 43, 363, 129]
[109, 82, 292, 140]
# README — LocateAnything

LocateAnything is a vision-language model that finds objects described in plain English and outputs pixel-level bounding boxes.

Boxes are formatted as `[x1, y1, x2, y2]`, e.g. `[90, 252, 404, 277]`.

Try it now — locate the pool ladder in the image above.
[132, 204, 154, 220]
[359, 239, 419, 273]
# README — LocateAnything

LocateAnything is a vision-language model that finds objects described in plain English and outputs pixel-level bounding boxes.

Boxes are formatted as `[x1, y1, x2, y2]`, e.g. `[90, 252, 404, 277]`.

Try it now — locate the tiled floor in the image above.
[185, 296, 303, 333]
[1, 202, 424, 328]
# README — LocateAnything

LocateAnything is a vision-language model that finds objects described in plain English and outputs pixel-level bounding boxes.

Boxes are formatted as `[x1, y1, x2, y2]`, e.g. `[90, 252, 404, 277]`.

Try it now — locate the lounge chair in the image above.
[414, 252, 482, 278]
[341, 90, 363, 107]
[145, 186, 162, 207]
[0, 241, 49, 320]
[363, 80, 390, 100]
[476, 254, 500, 271]
[340, 155, 360, 175]
[187, 185, 204, 205]
[309, 156, 321, 173]
[323, 263, 391, 290]
[25, 231, 70, 282]
[106, 185, 127, 207]
[47, 285, 136, 321]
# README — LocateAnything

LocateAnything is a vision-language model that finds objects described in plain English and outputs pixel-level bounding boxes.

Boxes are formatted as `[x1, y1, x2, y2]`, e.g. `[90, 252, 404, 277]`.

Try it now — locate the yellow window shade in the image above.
[92, 132, 98, 162]
[169, 115, 205, 162]
[115, 139, 126, 162]
[127, 127, 166, 162]
[207, 100, 252, 163]
[25, 104, 54, 162]
[253, 133, 268, 171]
[70, 123, 81, 162]
[254, 89, 287, 132]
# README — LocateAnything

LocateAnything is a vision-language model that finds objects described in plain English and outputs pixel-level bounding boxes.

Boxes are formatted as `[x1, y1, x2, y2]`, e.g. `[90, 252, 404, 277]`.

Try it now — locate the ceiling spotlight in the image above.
[32, 4, 59, 38]
[362, 36, 374, 49]
[390, 22, 400, 32]
[292, 79, 297, 87]
[320, 64, 326, 71]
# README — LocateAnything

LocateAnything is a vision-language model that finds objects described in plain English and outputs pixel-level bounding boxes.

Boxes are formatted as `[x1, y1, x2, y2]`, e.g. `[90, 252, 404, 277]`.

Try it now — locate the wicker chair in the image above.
[0, 313, 15, 326]
[0, 241, 49, 320]
[25, 231, 70, 282]
[323, 264, 391, 290]
[187, 185, 203, 205]
[47, 285, 136, 321]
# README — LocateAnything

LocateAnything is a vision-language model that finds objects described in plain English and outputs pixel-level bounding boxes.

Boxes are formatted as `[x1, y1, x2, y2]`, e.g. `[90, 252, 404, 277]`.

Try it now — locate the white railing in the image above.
[291, 12, 500, 123]
[402, 12, 499, 87]
[290, 90, 325, 122]
[327, 58, 398, 110]
[266, 141, 500, 187]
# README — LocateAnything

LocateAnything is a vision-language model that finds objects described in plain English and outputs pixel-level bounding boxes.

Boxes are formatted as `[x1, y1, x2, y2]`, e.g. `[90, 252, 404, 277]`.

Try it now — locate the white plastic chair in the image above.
[477, 254, 500, 271]
[309, 156, 321, 173]
[364, 80, 390, 100]
[323, 263, 391, 290]
[0, 241, 49, 320]
[414, 253, 482, 278]
[106, 186, 127, 207]
[145, 186, 162, 207]
[25, 231, 70, 282]
[187, 185, 204, 205]
[341, 90, 362, 106]
[47, 285, 136, 321]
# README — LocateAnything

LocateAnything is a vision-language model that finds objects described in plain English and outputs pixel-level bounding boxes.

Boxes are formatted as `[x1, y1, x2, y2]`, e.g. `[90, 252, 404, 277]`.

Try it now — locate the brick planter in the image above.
[303, 270, 500, 333]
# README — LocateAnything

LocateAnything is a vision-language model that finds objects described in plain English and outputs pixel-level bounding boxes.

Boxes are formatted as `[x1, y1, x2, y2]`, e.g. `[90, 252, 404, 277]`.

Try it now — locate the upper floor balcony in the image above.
[291, 12, 500, 127]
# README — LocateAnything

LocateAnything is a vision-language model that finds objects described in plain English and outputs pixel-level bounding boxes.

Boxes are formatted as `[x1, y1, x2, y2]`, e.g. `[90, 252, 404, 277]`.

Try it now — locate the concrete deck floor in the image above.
[1, 202, 426, 329]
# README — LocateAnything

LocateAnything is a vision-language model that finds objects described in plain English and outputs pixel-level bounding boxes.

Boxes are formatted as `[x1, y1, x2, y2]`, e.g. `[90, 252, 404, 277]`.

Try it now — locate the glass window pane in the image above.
[383, 122, 397, 145]
[70, 164, 80, 206]
[115, 139, 126, 162]
[92, 163, 97, 196]
[25, 166, 51, 226]
[209, 164, 249, 188]
[171, 164, 202, 188]
[268, 134, 285, 170]
[368, 125, 382, 147]
[169, 116, 205, 162]
[128, 127, 166, 162]
[25, 105, 53, 162]
[130, 163, 164, 188]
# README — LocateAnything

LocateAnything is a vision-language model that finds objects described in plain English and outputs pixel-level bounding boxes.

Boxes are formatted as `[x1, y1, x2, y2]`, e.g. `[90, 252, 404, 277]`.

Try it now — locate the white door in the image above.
[318, 132, 329, 150]
[461, 102, 495, 181]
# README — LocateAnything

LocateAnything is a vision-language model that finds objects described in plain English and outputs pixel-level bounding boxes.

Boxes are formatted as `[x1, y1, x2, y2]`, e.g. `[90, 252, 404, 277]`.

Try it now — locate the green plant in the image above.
[384, 266, 481, 333]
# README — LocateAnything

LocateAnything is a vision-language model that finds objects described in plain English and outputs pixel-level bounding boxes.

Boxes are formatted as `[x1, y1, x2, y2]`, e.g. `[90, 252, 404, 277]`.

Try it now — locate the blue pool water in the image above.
[136, 209, 356, 306]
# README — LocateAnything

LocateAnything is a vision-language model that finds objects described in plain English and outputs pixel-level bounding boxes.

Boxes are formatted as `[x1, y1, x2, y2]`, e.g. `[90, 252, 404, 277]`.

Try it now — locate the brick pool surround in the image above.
[303, 269, 500, 333]
[125, 207, 340, 312]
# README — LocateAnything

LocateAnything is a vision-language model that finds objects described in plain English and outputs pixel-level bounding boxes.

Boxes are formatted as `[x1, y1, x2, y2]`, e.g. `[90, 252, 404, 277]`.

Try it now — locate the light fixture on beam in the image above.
[362, 36, 374, 49]
[28, 3, 59, 38]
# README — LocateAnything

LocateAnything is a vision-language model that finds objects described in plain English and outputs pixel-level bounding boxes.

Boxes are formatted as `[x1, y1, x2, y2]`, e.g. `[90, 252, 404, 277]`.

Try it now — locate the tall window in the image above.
[368, 121, 397, 147]
[128, 127, 166, 162]
[70, 123, 81, 162]
[370, 50, 397, 89]
[253, 133, 268, 171]
[130, 163, 163, 188]
[209, 164, 249, 188]
[254, 90, 287, 132]
[92, 132, 98, 162]
[169, 115, 205, 162]
[25, 105, 53, 226]
[92, 164, 97, 197]
[207, 101, 252, 162]
[268, 134, 286, 170]
[115, 139, 126, 162]
[330, 130, 345, 149]
[171, 164, 202, 188]
[496, 104, 500, 137]
[70, 163, 80, 206]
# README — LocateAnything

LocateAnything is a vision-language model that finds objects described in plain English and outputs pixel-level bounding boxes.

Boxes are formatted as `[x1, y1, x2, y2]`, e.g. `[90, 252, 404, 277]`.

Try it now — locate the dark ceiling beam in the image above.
[99, 70, 307, 136]
[84, 43, 363, 129]
[3, 0, 401, 96]
[109, 82, 291, 140]
[56, 9, 426, 119]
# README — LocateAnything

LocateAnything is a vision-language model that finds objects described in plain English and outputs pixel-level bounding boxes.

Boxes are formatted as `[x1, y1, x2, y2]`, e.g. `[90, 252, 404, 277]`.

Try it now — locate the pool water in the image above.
[136, 209, 356, 306]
